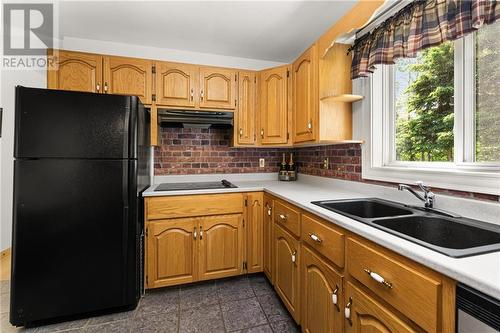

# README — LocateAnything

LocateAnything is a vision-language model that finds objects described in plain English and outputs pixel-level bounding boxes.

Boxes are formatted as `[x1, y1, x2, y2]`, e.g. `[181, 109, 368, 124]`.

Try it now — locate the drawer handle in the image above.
[278, 214, 287, 221]
[193, 227, 197, 240]
[332, 285, 340, 312]
[308, 233, 322, 243]
[344, 297, 352, 326]
[364, 269, 393, 289]
[291, 250, 297, 264]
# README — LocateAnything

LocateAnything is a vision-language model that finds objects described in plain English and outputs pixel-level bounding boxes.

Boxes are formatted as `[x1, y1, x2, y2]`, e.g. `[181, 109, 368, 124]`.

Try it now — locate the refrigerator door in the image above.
[11, 159, 138, 326]
[14, 86, 138, 159]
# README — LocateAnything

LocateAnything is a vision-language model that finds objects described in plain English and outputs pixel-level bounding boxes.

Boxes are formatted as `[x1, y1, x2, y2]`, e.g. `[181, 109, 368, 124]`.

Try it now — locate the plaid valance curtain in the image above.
[351, 0, 500, 79]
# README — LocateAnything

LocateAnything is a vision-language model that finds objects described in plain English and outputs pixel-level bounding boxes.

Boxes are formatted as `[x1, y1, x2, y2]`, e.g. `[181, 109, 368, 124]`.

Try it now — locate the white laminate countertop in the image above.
[144, 173, 500, 300]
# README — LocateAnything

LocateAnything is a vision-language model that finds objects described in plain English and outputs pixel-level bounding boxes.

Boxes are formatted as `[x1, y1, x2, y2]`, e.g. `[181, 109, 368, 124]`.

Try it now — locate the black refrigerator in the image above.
[11, 86, 151, 326]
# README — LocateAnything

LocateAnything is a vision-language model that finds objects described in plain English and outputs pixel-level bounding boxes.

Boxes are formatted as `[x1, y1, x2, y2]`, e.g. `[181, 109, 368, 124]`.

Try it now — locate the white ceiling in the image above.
[59, 1, 356, 63]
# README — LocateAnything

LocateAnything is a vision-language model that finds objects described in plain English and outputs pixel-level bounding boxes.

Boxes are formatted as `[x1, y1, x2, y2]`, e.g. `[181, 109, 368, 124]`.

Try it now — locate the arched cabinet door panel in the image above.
[199, 67, 237, 110]
[48, 50, 102, 93]
[198, 214, 243, 280]
[146, 218, 197, 288]
[236, 71, 257, 145]
[104, 56, 153, 104]
[156, 62, 198, 108]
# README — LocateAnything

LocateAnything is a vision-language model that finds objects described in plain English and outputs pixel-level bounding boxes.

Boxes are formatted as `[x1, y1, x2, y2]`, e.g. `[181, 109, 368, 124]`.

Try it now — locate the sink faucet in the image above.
[398, 181, 435, 208]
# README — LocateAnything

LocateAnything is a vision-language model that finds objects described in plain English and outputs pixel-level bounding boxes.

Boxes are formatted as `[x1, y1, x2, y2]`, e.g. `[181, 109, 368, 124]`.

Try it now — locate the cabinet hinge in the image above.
[145, 228, 148, 237]
[287, 132, 290, 140]
[254, 77, 257, 84]
[235, 74, 237, 81]
[287, 70, 290, 78]
[244, 198, 248, 206]
[243, 261, 247, 270]
[152, 94, 156, 102]
[152, 65, 156, 74]
[242, 219, 245, 228]
[235, 99, 237, 107]
[146, 275, 149, 285]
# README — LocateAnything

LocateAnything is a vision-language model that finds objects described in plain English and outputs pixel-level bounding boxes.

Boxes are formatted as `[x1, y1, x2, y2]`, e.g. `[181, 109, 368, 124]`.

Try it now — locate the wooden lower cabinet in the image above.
[146, 218, 197, 288]
[301, 245, 343, 333]
[246, 192, 264, 273]
[274, 224, 300, 323]
[345, 282, 421, 333]
[198, 214, 243, 280]
[263, 195, 274, 282]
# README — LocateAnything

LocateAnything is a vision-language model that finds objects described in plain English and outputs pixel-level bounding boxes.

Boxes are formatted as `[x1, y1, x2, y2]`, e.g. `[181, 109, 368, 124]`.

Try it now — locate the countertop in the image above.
[144, 174, 500, 300]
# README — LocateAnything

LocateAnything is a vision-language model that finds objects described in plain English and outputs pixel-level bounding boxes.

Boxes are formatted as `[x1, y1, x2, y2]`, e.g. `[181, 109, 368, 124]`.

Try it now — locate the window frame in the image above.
[361, 35, 500, 195]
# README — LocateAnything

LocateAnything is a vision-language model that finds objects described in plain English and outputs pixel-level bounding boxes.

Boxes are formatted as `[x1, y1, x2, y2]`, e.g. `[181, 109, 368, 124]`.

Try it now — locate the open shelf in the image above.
[320, 94, 364, 103]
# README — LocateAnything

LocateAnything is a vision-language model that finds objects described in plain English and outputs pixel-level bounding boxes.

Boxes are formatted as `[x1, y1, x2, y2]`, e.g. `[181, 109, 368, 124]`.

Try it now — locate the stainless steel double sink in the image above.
[311, 198, 500, 258]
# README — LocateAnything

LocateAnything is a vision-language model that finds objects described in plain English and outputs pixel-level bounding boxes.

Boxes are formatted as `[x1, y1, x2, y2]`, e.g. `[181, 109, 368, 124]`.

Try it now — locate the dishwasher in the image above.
[457, 284, 500, 332]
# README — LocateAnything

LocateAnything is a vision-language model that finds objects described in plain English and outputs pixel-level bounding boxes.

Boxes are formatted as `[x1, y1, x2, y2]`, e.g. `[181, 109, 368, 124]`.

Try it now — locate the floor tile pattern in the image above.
[0, 274, 300, 332]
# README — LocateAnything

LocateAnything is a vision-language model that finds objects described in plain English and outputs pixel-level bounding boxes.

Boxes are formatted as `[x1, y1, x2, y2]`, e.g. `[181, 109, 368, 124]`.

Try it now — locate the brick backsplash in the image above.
[154, 127, 498, 202]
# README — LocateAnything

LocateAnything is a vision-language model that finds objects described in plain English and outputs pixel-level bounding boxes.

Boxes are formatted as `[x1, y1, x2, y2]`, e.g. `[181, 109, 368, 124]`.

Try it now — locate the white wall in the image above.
[61, 37, 286, 70]
[0, 38, 286, 251]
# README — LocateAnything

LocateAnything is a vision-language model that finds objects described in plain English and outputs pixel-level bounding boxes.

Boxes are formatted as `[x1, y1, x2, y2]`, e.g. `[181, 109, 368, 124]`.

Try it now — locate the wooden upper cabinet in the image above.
[103, 56, 153, 104]
[292, 45, 318, 143]
[274, 224, 300, 323]
[156, 62, 198, 108]
[345, 282, 420, 333]
[48, 50, 102, 93]
[199, 67, 237, 110]
[198, 214, 243, 280]
[146, 218, 197, 289]
[235, 71, 257, 145]
[259, 65, 289, 145]
[301, 245, 343, 333]
[246, 192, 263, 273]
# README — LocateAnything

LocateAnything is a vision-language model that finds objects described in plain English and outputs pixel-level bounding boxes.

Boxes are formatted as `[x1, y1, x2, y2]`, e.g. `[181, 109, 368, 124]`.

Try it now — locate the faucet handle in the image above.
[415, 181, 429, 192]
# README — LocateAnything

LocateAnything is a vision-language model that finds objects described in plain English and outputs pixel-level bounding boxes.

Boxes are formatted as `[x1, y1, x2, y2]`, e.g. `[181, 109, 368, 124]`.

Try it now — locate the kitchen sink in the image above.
[312, 198, 413, 219]
[312, 198, 500, 258]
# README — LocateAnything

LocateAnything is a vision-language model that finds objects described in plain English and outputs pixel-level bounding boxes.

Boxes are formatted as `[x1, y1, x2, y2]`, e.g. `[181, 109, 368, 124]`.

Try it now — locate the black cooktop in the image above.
[154, 179, 237, 191]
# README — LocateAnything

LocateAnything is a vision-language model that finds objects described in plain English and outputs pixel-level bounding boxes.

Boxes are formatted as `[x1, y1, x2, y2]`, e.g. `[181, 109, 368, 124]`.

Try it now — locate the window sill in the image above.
[362, 164, 500, 195]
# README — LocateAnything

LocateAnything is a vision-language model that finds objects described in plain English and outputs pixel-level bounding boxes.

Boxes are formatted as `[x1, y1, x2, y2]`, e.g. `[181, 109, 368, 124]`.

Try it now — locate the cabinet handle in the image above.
[265, 204, 272, 216]
[332, 286, 340, 312]
[260, 128, 264, 138]
[239, 128, 243, 137]
[345, 297, 352, 326]
[291, 250, 297, 264]
[96, 83, 100, 92]
[364, 268, 393, 289]
[200, 226, 203, 240]
[278, 214, 287, 221]
[200, 90, 204, 101]
[194, 227, 197, 240]
[190, 88, 194, 101]
[308, 233, 322, 243]
[104, 82, 108, 93]
[307, 120, 312, 132]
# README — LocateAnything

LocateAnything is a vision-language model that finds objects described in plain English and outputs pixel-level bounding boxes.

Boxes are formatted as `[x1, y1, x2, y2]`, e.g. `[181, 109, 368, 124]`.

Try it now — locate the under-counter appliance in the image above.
[457, 284, 500, 332]
[154, 179, 237, 191]
[11, 87, 150, 326]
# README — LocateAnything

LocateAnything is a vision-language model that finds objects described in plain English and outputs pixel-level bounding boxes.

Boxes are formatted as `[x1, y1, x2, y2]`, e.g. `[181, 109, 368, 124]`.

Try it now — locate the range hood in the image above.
[158, 109, 233, 128]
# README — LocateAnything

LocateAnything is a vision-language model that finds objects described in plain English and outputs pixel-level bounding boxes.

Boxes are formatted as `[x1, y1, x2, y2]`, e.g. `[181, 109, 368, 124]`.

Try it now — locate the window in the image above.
[363, 22, 500, 194]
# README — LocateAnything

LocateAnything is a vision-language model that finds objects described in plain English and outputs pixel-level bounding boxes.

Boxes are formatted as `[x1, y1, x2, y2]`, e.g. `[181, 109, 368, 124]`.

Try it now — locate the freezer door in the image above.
[14, 86, 139, 159]
[10, 159, 138, 326]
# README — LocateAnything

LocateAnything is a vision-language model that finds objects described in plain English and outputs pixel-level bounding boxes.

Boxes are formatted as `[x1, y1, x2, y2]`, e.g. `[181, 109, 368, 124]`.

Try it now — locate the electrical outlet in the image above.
[259, 158, 265, 168]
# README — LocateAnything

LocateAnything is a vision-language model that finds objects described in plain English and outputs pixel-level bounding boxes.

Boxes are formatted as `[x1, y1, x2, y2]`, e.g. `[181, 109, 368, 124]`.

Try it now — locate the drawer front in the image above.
[146, 193, 244, 220]
[274, 200, 300, 237]
[301, 214, 345, 268]
[347, 238, 441, 332]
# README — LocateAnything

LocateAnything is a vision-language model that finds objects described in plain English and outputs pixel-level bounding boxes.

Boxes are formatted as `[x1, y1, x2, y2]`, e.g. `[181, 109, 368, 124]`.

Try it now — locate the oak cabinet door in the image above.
[274, 224, 300, 323]
[301, 245, 343, 333]
[198, 214, 243, 280]
[345, 282, 420, 333]
[236, 71, 257, 145]
[156, 62, 198, 108]
[199, 67, 237, 110]
[103, 56, 153, 104]
[246, 192, 263, 273]
[263, 196, 274, 282]
[146, 218, 197, 289]
[259, 66, 289, 145]
[292, 45, 317, 143]
[48, 50, 102, 93]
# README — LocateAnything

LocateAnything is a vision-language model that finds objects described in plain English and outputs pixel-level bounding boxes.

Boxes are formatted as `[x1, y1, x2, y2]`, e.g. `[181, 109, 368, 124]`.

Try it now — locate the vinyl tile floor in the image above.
[0, 274, 300, 333]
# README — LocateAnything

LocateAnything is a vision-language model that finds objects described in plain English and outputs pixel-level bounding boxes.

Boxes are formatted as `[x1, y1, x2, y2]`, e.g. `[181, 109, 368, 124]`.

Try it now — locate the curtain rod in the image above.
[356, 0, 411, 38]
